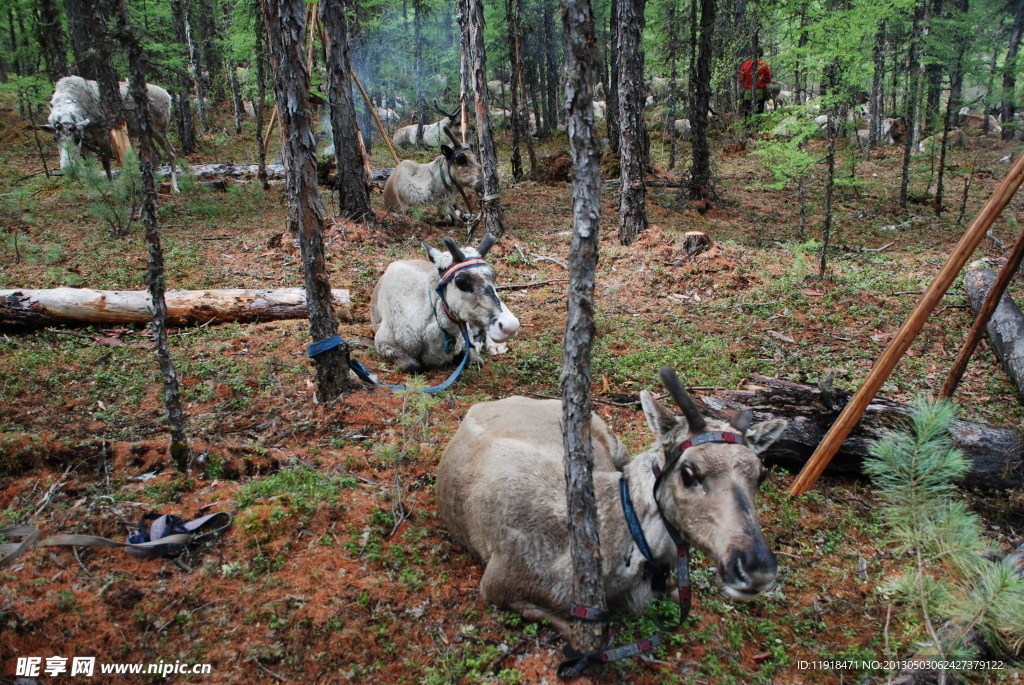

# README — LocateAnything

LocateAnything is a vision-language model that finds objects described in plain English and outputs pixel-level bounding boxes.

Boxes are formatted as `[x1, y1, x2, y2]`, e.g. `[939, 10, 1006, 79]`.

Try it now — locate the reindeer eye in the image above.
[456, 152, 467, 165]
[680, 465, 699, 488]
[454, 273, 473, 292]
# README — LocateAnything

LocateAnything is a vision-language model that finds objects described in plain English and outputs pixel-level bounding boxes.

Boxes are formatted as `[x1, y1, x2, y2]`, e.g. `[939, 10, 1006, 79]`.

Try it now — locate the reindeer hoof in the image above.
[486, 341, 508, 356]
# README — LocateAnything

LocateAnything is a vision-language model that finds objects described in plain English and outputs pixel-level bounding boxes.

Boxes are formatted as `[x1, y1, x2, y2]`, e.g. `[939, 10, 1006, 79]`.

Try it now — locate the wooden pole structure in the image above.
[940, 229, 1024, 397]
[789, 151, 1024, 497]
[348, 65, 401, 166]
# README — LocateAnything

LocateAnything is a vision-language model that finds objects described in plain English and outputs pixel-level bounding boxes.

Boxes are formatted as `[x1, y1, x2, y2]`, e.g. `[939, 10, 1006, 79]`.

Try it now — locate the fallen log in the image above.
[964, 265, 1024, 397]
[0, 288, 350, 329]
[111, 164, 394, 186]
[697, 375, 1023, 491]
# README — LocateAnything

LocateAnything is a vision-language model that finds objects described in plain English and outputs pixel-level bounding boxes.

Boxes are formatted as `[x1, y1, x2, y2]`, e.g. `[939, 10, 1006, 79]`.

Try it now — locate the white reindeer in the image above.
[370, 234, 521, 372]
[42, 75, 178, 194]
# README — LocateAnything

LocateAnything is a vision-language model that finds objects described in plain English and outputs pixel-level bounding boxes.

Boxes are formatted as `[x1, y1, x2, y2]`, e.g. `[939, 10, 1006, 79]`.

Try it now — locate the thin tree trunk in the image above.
[255, 7, 269, 188]
[262, 0, 351, 403]
[467, 0, 504, 237]
[184, 3, 209, 132]
[36, 0, 69, 80]
[229, 62, 244, 134]
[900, 5, 922, 210]
[321, 0, 372, 221]
[686, 0, 716, 203]
[507, 0, 524, 182]
[1002, 0, 1024, 139]
[607, 0, 620, 152]
[543, 1, 559, 131]
[819, 72, 836, 278]
[935, 75, 955, 215]
[665, 0, 680, 170]
[616, 0, 648, 245]
[115, 0, 189, 471]
[560, 0, 606, 657]
[63, 0, 99, 79]
[414, 0, 426, 147]
[867, 22, 885, 156]
[171, 0, 199, 154]
[458, 0, 471, 144]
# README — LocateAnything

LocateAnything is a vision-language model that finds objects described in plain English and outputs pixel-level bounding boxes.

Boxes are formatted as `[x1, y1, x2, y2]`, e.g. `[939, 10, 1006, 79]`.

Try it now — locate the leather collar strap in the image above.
[675, 430, 747, 454]
[619, 475, 668, 590]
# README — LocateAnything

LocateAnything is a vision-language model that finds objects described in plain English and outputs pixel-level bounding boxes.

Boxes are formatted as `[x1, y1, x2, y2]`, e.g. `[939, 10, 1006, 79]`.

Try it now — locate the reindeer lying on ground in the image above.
[392, 102, 462, 149]
[370, 234, 520, 372]
[383, 125, 482, 225]
[42, 75, 179, 194]
[437, 367, 786, 641]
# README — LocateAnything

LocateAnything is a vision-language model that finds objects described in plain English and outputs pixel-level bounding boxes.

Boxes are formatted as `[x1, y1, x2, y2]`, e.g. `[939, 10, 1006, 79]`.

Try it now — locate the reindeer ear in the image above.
[640, 390, 682, 446]
[76, 119, 91, 130]
[441, 144, 454, 160]
[39, 124, 56, 133]
[745, 419, 787, 456]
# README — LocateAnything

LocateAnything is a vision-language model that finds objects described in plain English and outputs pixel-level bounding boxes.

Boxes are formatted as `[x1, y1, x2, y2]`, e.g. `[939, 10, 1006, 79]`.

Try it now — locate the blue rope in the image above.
[307, 327, 474, 394]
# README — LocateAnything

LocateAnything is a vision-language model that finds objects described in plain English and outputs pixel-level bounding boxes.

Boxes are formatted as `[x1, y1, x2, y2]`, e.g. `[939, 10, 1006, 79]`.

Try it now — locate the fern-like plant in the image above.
[864, 398, 1024, 682]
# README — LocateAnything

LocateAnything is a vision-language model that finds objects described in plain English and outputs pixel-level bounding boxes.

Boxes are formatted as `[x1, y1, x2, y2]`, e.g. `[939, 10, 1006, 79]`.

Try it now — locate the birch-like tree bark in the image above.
[262, 0, 351, 402]
[560, 0, 606, 657]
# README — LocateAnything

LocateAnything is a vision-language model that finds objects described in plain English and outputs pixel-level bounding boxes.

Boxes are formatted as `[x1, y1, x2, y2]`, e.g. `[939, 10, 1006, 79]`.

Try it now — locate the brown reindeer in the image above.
[436, 367, 787, 640]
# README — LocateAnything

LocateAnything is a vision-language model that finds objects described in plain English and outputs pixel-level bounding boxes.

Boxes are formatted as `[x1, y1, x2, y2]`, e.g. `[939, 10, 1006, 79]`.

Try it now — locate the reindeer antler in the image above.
[443, 237, 466, 263]
[441, 125, 461, 148]
[477, 233, 497, 258]
[659, 367, 707, 432]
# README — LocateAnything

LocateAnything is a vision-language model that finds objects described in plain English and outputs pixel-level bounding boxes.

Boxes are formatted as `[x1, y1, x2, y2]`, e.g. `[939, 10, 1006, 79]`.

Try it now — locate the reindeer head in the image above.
[423, 234, 520, 345]
[643, 368, 787, 601]
[41, 115, 90, 170]
[440, 123, 483, 194]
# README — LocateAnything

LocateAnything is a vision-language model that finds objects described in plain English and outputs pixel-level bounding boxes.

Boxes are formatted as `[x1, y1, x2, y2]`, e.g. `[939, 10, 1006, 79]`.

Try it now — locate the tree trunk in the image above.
[543, 0, 559, 132]
[698, 375, 1024, 490]
[685, 0, 715, 203]
[935, 73, 955, 215]
[1002, 0, 1024, 140]
[183, 1, 209, 132]
[506, 0, 536, 181]
[414, 0, 426, 147]
[115, 0, 189, 471]
[255, 7, 269, 187]
[900, 4, 922, 210]
[36, 0, 69, 80]
[229, 61, 244, 134]
[171, 0, 199, 154]
[665, 0, 680, 170]
[467, 0, 504, 237]
[819, 66, 836, 278]
[867, 22, 885, 156]
[321, 0, 372, 221]
[616, 0, 648, 245]
[0, 287, 351, 329]
[964, 266, 1024, 398]
[606, 0, 620, 152]
[560, 0, 607, 658]
[458, 0, 471, 144]
[262, 0, 351, 403]
[62, 0, 100, 80]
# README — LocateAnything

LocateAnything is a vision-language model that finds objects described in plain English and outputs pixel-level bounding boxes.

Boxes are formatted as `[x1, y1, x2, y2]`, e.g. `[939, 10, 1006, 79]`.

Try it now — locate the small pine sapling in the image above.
[864, 398, 1024, 681]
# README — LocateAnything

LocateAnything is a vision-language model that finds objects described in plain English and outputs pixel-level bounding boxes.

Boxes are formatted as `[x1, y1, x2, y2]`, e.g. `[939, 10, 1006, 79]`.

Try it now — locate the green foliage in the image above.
[235, 466, 357, 512]
[865, 398, 1024, 663]
[63, 150, 144, 237]
[755, 107, 821, 189]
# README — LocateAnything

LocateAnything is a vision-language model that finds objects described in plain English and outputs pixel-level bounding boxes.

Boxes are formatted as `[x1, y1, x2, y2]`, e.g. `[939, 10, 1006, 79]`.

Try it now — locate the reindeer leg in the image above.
[480, 559, 574, 642]
[151, 127, 179, 195]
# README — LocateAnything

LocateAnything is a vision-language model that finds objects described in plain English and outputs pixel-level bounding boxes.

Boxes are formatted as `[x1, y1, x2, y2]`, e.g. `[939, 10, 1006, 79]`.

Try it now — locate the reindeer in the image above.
[383, 125, 482, 225]
[370, 234, 520, 372]
[392, 101, 462, 149]
[436, 367, 786, 641]
[41, 75, 178, 194]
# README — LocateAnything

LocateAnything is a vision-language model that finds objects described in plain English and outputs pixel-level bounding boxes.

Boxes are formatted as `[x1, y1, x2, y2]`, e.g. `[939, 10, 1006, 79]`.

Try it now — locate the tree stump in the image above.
[683, 231, 710, 257]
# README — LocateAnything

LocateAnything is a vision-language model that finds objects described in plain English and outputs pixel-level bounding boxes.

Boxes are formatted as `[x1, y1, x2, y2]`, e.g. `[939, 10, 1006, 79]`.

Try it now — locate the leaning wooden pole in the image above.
[940, 230, 1024, 398]
[348, 65, 400, 165]
[790, 151, 1024, 496]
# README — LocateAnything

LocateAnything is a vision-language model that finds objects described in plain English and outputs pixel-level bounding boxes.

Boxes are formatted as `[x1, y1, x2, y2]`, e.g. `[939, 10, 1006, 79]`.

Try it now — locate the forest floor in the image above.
[1, 103, 1023, 685]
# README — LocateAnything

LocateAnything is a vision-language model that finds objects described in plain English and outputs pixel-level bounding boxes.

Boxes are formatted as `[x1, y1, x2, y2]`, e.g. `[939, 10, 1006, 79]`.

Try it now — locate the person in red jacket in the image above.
[740, 49, 772, 115]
